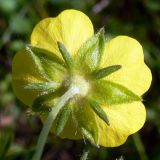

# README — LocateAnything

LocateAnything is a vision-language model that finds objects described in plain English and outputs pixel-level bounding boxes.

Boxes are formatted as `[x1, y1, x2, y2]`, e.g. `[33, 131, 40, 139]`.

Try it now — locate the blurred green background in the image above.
[0, 0, 160, 160]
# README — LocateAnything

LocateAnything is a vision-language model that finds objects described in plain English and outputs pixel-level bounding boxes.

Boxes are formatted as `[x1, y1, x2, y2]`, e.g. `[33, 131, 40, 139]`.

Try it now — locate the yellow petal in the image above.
[12, 49, 46, 106]
[98, 101, 146, 147]
[31, 9, 94, 59]
[101, 36, 152, 95]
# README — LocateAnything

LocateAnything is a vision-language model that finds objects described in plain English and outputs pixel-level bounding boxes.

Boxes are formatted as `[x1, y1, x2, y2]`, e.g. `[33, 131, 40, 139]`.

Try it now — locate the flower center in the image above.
[70, 75, 90, 97]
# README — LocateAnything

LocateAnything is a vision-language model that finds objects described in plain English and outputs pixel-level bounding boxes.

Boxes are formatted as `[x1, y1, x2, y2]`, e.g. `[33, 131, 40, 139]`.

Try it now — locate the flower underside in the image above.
[23, 29, 141, 146]
[12, 9, 152, 147]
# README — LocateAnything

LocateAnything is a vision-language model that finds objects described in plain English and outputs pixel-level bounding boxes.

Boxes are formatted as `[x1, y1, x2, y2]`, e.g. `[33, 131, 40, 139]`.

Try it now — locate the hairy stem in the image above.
[32, 86, 77, 160]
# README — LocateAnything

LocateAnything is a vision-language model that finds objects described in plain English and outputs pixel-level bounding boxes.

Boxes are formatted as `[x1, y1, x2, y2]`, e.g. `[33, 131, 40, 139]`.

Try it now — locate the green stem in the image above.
[32, 86, 77, 160]
[133, 133, 148, 160]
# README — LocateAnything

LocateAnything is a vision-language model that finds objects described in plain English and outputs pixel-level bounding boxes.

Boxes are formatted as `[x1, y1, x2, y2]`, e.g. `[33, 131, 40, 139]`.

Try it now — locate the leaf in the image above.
[89, 100, 110, 125]
[57, 41, 73, 70]
[55, 103, 72, 136]
[75, 28, 105, 72]
[11, 16, 32, 34]
[73, 100, 99, 146]
[92, 65, 121, 80]
[0, 128, 13, 158]
[90, 80, 141, 105]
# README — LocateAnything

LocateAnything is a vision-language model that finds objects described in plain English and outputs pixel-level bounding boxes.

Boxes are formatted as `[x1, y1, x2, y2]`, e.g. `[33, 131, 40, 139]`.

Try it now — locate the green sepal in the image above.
[32, 90, 56, 112]
[55, 103, 72, 136]
[90, 80, 141, 105]
[91, 65, 121, 80]
[89, 100, 110, 125]
[24, 82, 59, 91]
[27, 46, 67, 83]
[73, 100, 99, 147]
[26, 46, 49, 81]
[75, 28, 105, 72]
[57, 41, 73, 70]
[80, 151, 89, 160]
[81, 127, 99, 147]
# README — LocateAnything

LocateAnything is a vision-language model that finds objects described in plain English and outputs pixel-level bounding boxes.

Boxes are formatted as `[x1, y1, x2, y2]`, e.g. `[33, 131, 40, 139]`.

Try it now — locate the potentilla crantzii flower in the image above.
[12, 9, 152, 147]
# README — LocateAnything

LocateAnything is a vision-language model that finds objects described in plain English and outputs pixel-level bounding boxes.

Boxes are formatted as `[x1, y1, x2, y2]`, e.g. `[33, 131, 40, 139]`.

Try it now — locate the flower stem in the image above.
[32, 86, 77, 160]
[133, 133, 148, 160]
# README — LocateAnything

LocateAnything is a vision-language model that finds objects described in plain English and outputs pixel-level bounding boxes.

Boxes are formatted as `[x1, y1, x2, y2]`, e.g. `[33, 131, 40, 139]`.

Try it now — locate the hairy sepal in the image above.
[31, 90, 58, 112]
[75, 28, 105, 72]
[90, 80, 141, 105]
[89, 100, 110, 125]
[55, 102, 72, 136]
[73, 100, 99, 146]
[27, 46, 67, 83]
[24, 82, 59, 91]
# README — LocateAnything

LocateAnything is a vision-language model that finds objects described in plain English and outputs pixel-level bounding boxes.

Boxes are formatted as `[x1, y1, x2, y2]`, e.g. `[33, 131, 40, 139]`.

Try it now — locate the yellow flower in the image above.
[12, 9, 152, 147]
